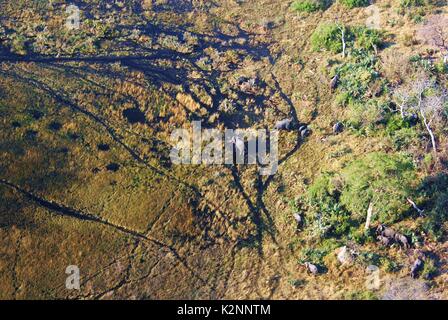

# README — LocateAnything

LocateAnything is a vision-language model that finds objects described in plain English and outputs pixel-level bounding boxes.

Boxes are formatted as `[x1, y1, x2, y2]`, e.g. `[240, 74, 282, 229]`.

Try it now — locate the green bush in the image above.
[389, 127, 419, 150]
[312, 25, 383, 55]
[421, 258, 437, 280]
[410, 55, 435, 72]
[380, 257, 401, 272]
[358, 251, 382, 265]
[339, 0, 370, 8]
[298, 247, 328, 265]
[307, 174, 336, 201]
[400, 0, 424, 8]
[311, 23, 348, 53]
[10, 34, 28, 55]
[419, 174, 448, 240]
[435, 60, 448, 74]
[346, 100, 385, 129]
[431, 193, 448, 221]
[306, 174, 355, 238]
[349, 228, 375, 244]
[335, 49, 380, 101]
[298, 240, 339, 267]
[352, 27, 383, 51]
[386, 115, 419, 150]
[292, 0, 330, 12]
[345, 290, 378, 300]
[386, 115, 412, 133]
[340, 152, 416, 223]
[335, 92, 351, 107]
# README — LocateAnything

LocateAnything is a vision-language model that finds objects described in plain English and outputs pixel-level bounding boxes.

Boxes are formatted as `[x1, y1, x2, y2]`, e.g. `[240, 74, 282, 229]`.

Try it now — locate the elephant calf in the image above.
[410, 258, 424, 279]
[304, 262, 318, 275]
[275, 118, 294, 131]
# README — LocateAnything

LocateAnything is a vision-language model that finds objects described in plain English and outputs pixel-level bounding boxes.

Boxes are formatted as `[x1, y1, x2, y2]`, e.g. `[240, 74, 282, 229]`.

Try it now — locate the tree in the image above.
[393, 73, 447, 154]
[339, 152, 416, 224]
[417, 15, 448, 64]
[419, 89, 447, 154]
[393, 86, 412, 119]
[311, 23, 348, 55]
[334, 16, 347, 58]
[338, 23, 347, 58]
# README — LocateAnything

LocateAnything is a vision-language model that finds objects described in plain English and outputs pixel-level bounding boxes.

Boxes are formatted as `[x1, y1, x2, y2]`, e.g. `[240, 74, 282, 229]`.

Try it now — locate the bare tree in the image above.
[334, 16, 347, 59]
[364, 202, 374, 231]
[417, 15, 448, 64]
[393, 86, 411, 119]
[420, 90, 447, 154]
[338, 24, 347, 58]
[393, 73, 447, 154]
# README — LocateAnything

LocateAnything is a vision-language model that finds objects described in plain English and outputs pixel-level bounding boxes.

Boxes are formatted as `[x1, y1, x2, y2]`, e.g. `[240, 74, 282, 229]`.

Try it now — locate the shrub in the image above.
[422, 217, 444, 240]
[358, 251, 382, 265]
[386, 115, 412, 134]
[298, 247, 328, 265]
[340, 152, 416, 223]
[339, 0, 370, 8]
[420, 174, 448, 240]
[380, 257, 401, 272]
[312, 25, 383, 55]
[421, 258, 437, 279]
[431, 193, 448, 221]
[10, 34, 28, 55]
[311, 23, 348, 53]
[389, 127, 419, 150]
[307, 174, 335, 201]
[353, 27, 383, 51]
[306, 174, 355, 238]
[345, 290, 378, 300]
[400, 0, 424, 8]
[385, 114, 420, 150]
[298, 240, 339, 268]
[346, 100, 386, 129]
[292, 0, 330, 12]
[435, 60, 448, 74]
[350, 228, 375, 244]
[335, 92, 351, 107]
[335, 49, 380, 102]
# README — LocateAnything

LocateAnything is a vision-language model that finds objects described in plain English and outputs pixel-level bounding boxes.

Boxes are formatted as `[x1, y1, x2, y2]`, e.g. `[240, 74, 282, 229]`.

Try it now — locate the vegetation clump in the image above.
[311, 24, 383, 54]
[339, 0, 370, 8]
[304, 152, 416, 240]
[400, 0, 425, 8]
[339, 152, 416, 224]
[292, 0, 330, 13]
[311, 23, 349, 53]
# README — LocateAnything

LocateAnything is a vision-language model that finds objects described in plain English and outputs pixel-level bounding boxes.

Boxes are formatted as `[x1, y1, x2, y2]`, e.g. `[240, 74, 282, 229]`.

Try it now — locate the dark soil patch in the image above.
[106, 163, 120, 172]
[68, 133, 80, 140]
[48, 121, 62, 131]
[122, 108, 146, 124]
[29, 110, 44, 120]
[24, 130, 38, 139]
[97, 143, 110, 151]
[11, 121, 21, 128]
[57, 147, 69, 154]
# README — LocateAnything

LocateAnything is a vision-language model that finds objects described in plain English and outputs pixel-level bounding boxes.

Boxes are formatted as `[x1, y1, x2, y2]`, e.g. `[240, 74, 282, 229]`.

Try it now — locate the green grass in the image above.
[292, 0, 330, 13]
[339, 0, 370, 8]
[400, 0, 425, 8]
[311, 23, 348, 53]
